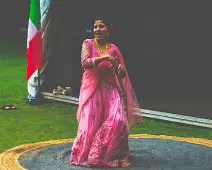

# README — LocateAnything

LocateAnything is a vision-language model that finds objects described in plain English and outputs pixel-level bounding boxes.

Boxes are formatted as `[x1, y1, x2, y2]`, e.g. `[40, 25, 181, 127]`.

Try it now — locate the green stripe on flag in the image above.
[29, 0, 41, 30]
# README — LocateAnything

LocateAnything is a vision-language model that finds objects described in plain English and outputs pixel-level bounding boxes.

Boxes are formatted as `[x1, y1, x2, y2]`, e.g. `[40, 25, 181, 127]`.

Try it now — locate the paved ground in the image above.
[19, 138, 212, 170]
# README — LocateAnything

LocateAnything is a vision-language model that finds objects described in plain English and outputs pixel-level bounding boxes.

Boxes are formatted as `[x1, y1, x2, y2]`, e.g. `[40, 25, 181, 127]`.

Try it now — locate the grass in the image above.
[0, 41, 211, 153]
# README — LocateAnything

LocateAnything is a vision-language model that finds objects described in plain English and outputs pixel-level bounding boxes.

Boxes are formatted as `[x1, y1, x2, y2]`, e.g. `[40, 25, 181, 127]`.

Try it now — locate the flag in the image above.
[40, 0, 51, 25]
[27, 0, 44, 97]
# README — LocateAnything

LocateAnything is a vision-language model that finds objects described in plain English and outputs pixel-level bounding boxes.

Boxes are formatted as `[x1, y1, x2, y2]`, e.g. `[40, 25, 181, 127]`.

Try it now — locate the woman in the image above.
[70, 16, 143, 168]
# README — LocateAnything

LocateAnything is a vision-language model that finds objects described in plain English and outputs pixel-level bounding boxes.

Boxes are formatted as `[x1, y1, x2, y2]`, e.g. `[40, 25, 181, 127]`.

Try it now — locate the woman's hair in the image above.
[94, 16, 109, 27]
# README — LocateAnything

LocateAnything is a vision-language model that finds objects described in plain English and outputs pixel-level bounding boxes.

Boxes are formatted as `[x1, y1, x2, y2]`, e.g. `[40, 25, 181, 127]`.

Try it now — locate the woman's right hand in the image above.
[106, 55, 117, 65]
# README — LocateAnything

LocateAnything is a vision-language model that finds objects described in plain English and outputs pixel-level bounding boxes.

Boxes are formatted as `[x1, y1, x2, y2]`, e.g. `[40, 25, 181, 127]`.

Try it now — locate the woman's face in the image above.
[93, 20, 109, 41]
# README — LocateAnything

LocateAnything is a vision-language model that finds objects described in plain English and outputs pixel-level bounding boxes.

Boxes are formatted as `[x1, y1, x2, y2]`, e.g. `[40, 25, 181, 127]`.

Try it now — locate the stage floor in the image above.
[1, 135, 212, 170]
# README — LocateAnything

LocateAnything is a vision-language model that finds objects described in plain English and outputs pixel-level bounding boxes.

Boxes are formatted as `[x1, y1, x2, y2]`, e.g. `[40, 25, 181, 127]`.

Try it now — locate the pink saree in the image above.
[70, 39, 143, 168]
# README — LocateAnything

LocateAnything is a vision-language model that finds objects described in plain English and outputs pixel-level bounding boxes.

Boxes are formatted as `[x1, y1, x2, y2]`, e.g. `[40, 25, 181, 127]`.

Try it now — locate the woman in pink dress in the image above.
[70, 16, 143, 168]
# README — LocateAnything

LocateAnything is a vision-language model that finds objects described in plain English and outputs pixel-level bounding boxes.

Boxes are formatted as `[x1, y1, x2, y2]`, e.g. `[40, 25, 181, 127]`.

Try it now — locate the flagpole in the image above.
[27, 0, 49, 104]
[36, 1, 52, 98]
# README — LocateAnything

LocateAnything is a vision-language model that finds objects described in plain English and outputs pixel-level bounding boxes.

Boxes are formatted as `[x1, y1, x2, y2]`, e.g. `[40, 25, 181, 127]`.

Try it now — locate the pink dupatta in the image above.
[77, 39, 143, 127]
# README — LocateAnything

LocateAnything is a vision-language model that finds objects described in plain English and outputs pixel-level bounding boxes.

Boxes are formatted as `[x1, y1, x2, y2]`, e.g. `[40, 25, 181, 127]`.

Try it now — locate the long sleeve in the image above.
[81, 40, 95, 69]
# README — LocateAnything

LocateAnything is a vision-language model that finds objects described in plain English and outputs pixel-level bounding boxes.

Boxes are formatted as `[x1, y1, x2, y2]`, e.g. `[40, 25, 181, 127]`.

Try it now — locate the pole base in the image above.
[26, 94, 45, 105]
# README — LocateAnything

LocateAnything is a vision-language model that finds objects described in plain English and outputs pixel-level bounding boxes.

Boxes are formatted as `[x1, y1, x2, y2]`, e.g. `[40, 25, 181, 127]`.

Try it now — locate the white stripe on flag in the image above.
[27, 19, 38, 49]
[28, 70, 44, 97]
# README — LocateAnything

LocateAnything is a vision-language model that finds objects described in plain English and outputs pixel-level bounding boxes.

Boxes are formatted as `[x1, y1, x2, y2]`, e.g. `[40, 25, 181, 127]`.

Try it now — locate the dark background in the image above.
[0, 1, 29, 41]
[1, 1, 211, 119]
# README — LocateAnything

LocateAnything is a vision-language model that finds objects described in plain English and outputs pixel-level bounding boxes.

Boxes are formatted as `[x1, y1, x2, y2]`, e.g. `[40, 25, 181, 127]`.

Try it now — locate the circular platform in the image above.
[0, 134, 212, 170]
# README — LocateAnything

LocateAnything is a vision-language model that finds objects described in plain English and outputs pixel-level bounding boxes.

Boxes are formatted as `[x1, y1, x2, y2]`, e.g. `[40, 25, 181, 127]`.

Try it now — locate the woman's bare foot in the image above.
[121, 162, 131, 168]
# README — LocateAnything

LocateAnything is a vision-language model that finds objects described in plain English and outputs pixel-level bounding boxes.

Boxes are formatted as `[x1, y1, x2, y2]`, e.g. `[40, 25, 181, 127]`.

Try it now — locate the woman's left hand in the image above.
[117, 64, 126, 78]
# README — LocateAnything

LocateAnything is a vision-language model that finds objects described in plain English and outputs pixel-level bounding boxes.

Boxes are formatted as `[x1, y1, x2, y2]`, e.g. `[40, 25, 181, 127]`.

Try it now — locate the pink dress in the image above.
[70, 39, 143, 168]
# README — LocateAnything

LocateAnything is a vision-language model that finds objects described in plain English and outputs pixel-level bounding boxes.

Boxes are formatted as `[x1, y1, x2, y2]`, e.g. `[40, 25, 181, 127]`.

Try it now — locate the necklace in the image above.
[95, 38, 108, 56]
